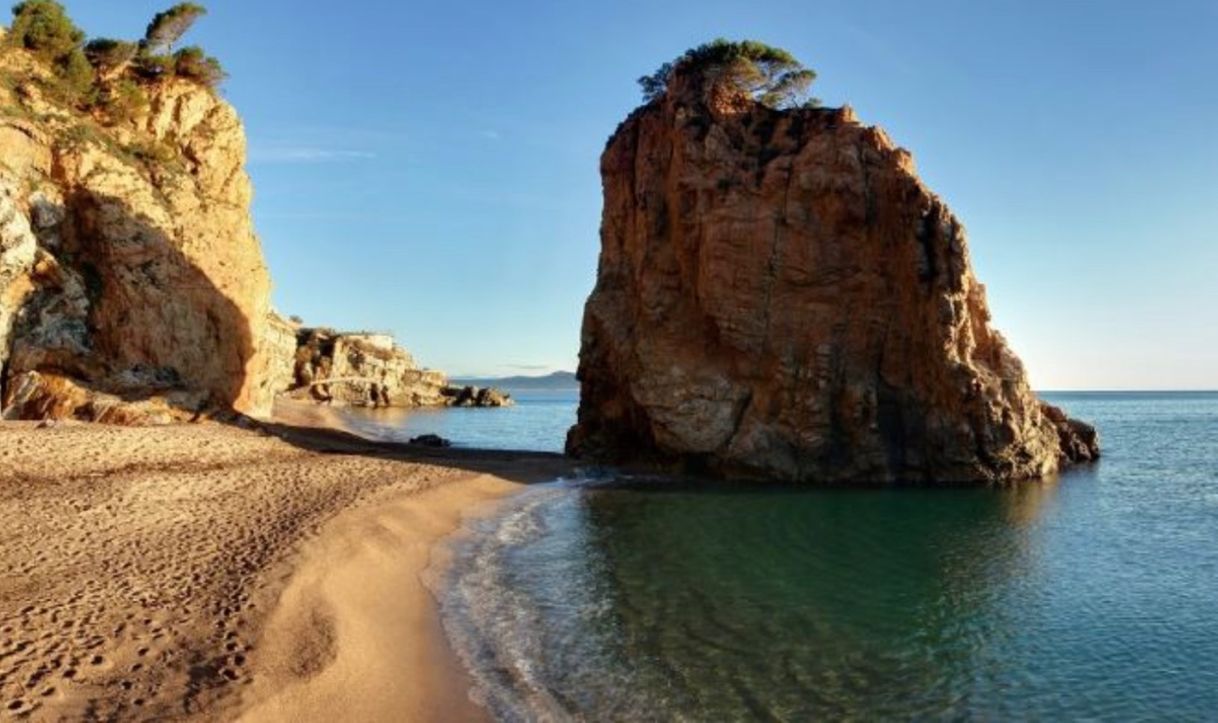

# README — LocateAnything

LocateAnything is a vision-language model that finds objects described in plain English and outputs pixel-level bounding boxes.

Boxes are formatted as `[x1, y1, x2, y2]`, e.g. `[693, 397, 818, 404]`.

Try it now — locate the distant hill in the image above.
[452, 371, 578, 392]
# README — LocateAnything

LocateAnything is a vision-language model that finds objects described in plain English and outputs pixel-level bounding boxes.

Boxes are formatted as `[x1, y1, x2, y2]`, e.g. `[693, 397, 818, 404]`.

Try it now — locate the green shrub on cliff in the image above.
[99, 77, 148, 122]
[6, 0, 84, 61]
[131, 51, 173, 81]
[84, 38, 139, 74]
[6, 0, 94, 103]
[54, 45, 95, 103]
[638, 39, 817, 109]
[172, 45, 225, 89]
[5, 1, 225, 101]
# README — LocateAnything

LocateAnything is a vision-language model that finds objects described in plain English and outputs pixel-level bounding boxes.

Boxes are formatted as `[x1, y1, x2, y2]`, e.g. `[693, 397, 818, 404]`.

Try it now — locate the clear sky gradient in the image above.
[65, 1, 1218, 387]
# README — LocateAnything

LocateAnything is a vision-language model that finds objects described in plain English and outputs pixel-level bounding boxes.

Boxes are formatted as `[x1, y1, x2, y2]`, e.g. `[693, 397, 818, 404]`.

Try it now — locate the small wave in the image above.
[434, 479, 600, 721]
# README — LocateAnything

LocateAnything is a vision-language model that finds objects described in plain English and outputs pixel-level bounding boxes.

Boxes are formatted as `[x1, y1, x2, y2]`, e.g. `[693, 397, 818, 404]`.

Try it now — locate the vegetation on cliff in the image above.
[638, 38, 819, 108]
[4, 0, 225, 121]
[0, 1, 236, 179]
[1, 2, 276, 422]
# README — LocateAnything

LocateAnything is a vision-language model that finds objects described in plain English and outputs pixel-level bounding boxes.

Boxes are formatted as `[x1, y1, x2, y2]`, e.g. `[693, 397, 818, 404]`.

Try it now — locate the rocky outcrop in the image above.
[568, 69, 1098, 483]
[441, 384, 513, 408]
[1042, 402, 1099, 466]
[285, 328, 450, 407]
[278, 327, 513, 409]
[0, 47, 276, 422]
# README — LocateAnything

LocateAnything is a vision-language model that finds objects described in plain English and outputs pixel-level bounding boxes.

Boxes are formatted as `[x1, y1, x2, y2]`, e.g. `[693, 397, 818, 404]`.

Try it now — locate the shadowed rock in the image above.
[0, 48, 274, 422]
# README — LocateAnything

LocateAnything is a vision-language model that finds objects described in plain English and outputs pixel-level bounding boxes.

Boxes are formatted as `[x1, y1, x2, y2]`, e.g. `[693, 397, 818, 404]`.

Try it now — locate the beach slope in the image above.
[0, 416, 564, 720]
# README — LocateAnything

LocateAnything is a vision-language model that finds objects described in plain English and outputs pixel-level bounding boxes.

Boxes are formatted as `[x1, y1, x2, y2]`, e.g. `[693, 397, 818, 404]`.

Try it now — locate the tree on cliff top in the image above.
[638, 39, 818, 109]
[6, 0, 84, 61]
[6, 1, 94, 103]
[143, 2, 206, 54]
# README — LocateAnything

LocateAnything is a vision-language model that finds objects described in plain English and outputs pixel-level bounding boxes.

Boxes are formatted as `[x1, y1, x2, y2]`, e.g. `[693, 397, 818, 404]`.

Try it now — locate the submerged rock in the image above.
[567, 65, 1098, 483]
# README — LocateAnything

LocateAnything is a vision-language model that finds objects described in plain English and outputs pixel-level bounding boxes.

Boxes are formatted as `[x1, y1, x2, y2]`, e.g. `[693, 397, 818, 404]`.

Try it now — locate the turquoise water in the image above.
[432, 392, 1218, 720]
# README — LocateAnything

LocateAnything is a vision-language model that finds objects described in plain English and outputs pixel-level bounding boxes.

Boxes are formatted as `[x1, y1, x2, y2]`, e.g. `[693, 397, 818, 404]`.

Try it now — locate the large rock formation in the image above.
[0, 47, 277, 422]
[568, 69, 1098, 483]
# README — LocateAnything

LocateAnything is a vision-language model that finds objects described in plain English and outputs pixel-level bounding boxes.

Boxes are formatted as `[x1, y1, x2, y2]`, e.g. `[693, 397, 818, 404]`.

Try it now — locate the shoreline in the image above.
[0, 405, 572, 721]
[238, 473, 523, 723]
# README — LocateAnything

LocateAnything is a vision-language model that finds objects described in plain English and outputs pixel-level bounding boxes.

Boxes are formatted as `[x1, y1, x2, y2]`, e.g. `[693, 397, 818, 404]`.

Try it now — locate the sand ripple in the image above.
[0, 421, 465, 720]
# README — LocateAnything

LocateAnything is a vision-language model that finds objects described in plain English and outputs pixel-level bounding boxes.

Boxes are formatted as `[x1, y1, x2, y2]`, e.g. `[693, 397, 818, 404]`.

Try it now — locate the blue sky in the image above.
[65, 1, 1218, 387]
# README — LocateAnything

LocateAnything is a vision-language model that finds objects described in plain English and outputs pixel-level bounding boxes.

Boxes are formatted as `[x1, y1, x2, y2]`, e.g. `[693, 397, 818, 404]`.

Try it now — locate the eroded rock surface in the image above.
[278, 327, 513, 409]
[568, 71, 1098, 483]
[285, 328, 450, 407]
[0, 48, 275, 422]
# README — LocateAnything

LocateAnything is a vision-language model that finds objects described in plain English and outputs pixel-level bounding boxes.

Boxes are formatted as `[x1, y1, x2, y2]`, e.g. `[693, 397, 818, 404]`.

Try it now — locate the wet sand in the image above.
[0, 405, 570, 721]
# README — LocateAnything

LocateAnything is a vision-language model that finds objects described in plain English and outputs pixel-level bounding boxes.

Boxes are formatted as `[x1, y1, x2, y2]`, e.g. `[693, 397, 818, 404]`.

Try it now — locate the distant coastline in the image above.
[451, 371, 578, 393]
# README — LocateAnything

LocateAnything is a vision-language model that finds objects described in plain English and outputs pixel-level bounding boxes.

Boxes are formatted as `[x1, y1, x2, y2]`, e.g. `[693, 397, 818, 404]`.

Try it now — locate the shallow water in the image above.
[433, 392, 1218, 720]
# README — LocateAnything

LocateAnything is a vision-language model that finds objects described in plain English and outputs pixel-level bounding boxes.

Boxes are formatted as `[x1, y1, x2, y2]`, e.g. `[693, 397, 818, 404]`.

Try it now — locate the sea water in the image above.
[332, 390, 577, 453]
[407, 392, 1218, 720]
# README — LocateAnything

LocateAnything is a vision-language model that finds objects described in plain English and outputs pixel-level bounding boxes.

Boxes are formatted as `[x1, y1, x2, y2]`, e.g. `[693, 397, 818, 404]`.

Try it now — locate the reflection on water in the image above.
[437, 392, 1218, 720]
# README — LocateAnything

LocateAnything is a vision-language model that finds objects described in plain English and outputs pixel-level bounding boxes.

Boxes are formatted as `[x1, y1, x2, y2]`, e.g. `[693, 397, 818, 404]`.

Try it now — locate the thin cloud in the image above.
[249, 147, 377, 164]
[478, 130, 502, 141]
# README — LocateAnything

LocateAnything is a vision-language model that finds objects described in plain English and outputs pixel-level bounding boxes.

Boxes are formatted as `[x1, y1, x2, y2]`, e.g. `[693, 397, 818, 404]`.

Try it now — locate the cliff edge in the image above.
[0, 41, 276, 421]
[567, 53, 1098, 483]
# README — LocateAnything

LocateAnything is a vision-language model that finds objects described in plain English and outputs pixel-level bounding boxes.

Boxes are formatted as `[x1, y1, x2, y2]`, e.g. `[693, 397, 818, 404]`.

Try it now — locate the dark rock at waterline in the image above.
[442, 385, 513, 408]
[408, 433, 451, 448]
[1042, 402, 1101, 464]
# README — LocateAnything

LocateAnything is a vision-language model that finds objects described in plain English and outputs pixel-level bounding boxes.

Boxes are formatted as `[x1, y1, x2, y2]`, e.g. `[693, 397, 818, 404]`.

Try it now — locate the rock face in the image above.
[263, 311, 300, 397]
[568, 71, 1098, 483]
[286, 328, 451, 407]
[277, 327, 514, 409]
[0, 49, 276, 422]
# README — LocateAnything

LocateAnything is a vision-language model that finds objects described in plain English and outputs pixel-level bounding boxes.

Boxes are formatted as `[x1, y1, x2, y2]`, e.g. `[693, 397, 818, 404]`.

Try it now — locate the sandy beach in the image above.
[0, 404, 570, 721]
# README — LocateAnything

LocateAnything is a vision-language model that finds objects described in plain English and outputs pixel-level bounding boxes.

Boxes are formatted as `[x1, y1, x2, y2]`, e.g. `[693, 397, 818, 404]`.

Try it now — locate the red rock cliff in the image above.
[567, 71, 1098, 483]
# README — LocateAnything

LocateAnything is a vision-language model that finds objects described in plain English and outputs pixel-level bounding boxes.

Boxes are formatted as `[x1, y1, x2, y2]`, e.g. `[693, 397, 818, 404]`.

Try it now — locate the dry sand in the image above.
[0, 404, 570, 721]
